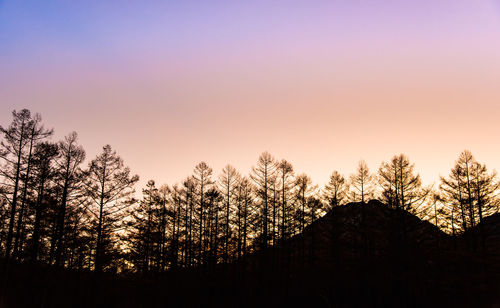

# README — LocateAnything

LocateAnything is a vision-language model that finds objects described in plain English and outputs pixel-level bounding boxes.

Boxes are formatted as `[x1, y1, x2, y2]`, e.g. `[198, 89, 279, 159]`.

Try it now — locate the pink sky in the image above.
[1, 1, 499, 189]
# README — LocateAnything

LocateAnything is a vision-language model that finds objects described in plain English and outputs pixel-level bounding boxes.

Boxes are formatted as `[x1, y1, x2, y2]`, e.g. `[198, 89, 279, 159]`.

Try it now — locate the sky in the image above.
[1, 0, 499, 190]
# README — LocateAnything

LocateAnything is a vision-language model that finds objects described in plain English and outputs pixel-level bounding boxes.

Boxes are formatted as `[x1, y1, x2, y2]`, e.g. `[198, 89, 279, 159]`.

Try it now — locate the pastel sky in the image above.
[1, 0, 500, 189]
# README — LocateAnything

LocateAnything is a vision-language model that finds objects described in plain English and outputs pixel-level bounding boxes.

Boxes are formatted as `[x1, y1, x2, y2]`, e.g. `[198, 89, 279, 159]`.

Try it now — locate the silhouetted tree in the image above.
[307, 196, 323, 263]
[181, 177, 195, 267]
[349, 160, 375, 257]
[205, 188, 222, 268]
[52, 132, 86, 266]
[193, 162, 213, 266]
[470, 161, 499, 224]
[218, 164, 239, 263]
[440, 151, 499, 251]
[440, 151, 479, 232]
[29, 142, 59, 262]
[126, 180, 172, 273]
[235, 176, 253, 261]
[323, 170, 347, 209]
[84, 145, 138, 272]
[0, 110, 52, 258]
[277, 160, 294, 242]
[378, 154, 430, 213]
[294, 173, 313, 265]
[295, 174, 313, 236]
[349, 160, 375, 203]
[13, 114, 53, 259]
[251, 152, 276, 250]
[170, 184, 182, 269]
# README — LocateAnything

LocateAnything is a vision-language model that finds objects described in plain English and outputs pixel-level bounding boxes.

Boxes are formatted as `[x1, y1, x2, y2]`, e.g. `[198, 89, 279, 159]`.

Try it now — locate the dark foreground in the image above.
[0, 256, 499, 308]
[1, 202, 500, 307]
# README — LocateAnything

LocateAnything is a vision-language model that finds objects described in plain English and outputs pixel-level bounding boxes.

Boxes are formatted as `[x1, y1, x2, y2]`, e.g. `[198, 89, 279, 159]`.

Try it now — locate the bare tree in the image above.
[323, 170, 348, 209]
[13, 113, 53, 259]
[218, 164, 239, 263]
[440, 150, 481, 231]
[295, 173, 313, 236]
[235, 176, 253, 261]
[250, 152, 276, 250]
[84, 145, 139, 272]
[349, 160, 375, 203]
[277, 159, 294, 241]
[378, 154, 430, 213]
[193, 162, 213, 266]
[29, 142, 59, 262]
[470, 161, 499, 224]
[0, 110, 53, 257]
[53, 132, 86, 266]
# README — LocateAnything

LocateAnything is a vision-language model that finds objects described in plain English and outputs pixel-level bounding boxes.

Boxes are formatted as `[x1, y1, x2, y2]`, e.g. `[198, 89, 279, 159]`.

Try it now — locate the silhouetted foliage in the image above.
[1, 109, 500, 307]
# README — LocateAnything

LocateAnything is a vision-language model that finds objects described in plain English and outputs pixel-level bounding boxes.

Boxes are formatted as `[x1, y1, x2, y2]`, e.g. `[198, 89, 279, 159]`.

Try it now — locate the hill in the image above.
[1, 201, 500, 307]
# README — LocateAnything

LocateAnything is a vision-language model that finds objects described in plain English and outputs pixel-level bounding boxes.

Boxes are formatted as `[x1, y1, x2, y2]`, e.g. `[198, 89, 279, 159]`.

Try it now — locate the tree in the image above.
[29, 142, 59, 262]
[306, 196, 324, 263]
[193, 162, 213, 266]
[0, 110, 53, 257]
[170, 184, 183, 269]
[250, 152, 276, 250]
[294, 173, 313, 236]
[294, 173, 314, 265]
[470, 162, 499, 224]
[126, 180, 172, 273]
[205, 187, 222, 268]
[218, 164, 239, 263]
[440, 151, 473, 232]
[84, 145, 139, 272]
[277, 159, 294, 241]
[349, 160, 375, 203]
[156, 184, 172, 272]
[181, 177, 196, 267]
[12, 113, 53, 259]
[441, 150, 499, 234]
[323, 171, 347, 209]
[378, 154, 429, 213]
[234, 176, 253, 261]
[53, 132, 86, 266]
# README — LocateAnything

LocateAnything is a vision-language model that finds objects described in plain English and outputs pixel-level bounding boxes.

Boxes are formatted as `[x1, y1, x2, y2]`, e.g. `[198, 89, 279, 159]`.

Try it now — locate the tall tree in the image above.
[295, 173, 313, 236]
[323, 170, 347, 209]
[277, 159, 294, 241]
[53, 132, 86, 266]
[12, 113, 53, 259]
[470, 161, 499, 224]
[378, 154, 429, 212]
[84, 145, 138, 272]
[218, 164, 239, 263]
[234, 176, 253, 261]
[181, 177, 196, 267]
[29, 142, 59, 262]
[127, 180, 170, 273]
[170, 184, 182, 269]
[349, 160, 375, 203]
[441, 151, 499, 233]
[0, 110, 39, 257]
[250, 152, 276, 250]
[193, 162, 213, 266]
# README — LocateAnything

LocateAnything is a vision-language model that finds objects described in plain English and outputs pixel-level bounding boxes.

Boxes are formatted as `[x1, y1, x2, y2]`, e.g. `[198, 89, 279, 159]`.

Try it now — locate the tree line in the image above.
[0, 109, 498, 273]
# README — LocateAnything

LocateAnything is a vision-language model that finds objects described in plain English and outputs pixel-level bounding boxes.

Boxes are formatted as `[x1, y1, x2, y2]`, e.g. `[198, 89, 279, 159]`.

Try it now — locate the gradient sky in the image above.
[1, 0, 499, 189]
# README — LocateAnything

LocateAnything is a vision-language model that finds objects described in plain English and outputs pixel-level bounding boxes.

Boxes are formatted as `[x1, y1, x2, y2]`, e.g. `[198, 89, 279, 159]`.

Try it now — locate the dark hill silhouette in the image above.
[290, 199, 448, 265]
[473, 213, 500, 254]
[1, 200, 500, 308]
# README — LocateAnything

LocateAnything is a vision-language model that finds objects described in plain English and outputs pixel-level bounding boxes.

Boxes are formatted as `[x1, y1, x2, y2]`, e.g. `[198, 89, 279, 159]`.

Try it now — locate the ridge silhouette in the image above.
[1, 200, 500, 308]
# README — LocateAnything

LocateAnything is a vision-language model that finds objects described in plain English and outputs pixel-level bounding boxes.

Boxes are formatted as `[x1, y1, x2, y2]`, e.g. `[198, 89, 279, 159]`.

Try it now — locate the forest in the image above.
[1, 109, 499, 307]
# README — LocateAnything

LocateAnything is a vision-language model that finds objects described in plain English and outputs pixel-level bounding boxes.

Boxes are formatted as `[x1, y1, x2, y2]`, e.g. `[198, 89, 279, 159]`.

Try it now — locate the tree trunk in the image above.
[5, 119, 26, 258]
